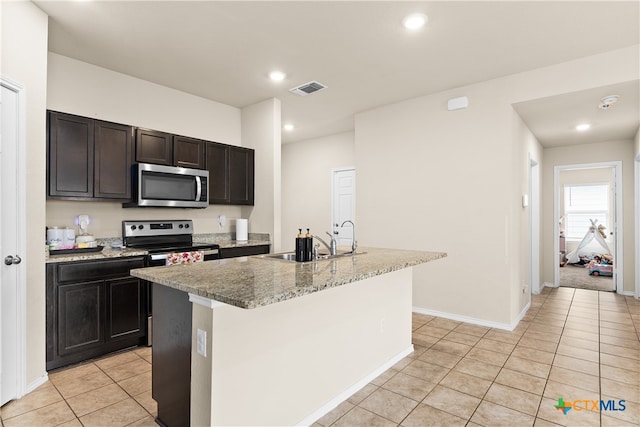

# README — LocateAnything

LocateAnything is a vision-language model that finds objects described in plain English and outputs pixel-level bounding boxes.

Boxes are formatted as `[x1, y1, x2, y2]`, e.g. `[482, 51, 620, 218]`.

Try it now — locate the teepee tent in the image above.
[566, 219, 611, 264]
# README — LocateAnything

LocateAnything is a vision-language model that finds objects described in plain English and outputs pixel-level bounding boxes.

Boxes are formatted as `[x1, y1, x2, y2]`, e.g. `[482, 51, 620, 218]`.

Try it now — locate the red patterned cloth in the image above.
[166, 251, 204, 265]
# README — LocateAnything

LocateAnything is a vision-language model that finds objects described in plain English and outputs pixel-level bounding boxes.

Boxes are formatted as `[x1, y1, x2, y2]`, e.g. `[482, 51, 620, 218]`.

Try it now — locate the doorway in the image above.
[331, 168, 356, 247]
[554, 162, 622, 292]
[1, 78, 26, 405]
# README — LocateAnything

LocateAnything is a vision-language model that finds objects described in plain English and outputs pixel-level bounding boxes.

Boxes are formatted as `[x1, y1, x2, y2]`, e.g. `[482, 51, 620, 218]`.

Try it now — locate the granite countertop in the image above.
[130, 247, 447, 309]
[46, 233, 271, 264]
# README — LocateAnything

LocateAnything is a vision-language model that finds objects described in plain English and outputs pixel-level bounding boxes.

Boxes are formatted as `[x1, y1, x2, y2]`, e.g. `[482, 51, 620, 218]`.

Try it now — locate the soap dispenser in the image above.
[295, 229, 305, 262]
[305, 228, 313, 261]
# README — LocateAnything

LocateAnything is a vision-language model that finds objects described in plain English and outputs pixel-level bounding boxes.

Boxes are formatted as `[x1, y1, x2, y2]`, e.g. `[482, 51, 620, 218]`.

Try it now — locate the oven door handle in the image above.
[150, 248, 218, 261]
[150, 253, 170, 261]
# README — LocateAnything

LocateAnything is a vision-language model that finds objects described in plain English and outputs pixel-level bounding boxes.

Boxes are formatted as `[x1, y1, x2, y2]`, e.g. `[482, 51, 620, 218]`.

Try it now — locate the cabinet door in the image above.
[229, 147, 255, 205]
[174, 135, 205, 169]
[136, 128, 173, 165]
[48, 112, 94, 198]
[94, 121, 134, 199]
[57, 281, 105, 357]
[206, 142, 230, 204]
[106, 277, 145, 342]
[219, 245, 270, 259]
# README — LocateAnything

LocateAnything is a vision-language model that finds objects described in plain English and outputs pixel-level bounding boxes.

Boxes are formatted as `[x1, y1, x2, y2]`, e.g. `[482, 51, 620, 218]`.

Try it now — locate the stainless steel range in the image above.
[122, 219, 220, 266]
[122, 220, 220, 346]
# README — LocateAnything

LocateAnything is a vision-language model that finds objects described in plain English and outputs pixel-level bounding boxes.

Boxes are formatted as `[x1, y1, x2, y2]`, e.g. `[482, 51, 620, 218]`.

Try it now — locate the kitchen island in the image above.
[130, 247, 446, 427]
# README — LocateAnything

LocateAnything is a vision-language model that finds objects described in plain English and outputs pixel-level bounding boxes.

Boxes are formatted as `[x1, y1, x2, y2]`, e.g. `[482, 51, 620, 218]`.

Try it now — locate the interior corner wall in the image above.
[45, 53, 244, 238]
[281, 132, 355, 252]
[511, 110, 543, 319]
[1, 0, 49, 387]
[542, 140, 636, 293]
[241, 98, 282, 252]
[355, 78, 516, 327]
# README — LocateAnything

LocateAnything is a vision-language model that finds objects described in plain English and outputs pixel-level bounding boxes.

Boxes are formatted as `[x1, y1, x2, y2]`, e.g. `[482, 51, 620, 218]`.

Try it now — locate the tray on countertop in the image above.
[49, 246, 104, 255]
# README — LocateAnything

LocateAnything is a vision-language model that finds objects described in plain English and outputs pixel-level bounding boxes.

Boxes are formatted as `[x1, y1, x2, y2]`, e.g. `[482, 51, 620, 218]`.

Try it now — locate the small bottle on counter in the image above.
[305, 228, 313, 262]
[295, 229, 305, 262]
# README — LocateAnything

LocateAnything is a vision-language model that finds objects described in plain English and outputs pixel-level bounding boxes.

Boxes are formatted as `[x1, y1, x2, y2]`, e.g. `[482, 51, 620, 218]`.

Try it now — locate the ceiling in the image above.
[33, 1, 640, 145]
[514, 80, 640, 148]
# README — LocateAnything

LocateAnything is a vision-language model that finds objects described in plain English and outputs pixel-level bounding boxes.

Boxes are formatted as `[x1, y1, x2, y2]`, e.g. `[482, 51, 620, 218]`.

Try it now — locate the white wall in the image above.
[240, 98, 282, 251]
[46, 53, 245, 238]
[355, 79, 520, 327]
[1, 0, 49, 387]
[542, 140, 636, 293]
[352, 46, 637, 327]
[281, 132, 355, 252]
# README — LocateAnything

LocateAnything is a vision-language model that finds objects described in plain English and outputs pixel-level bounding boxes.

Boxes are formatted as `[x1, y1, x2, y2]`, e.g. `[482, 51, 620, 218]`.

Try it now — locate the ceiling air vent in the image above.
[289, 81, 327, 96]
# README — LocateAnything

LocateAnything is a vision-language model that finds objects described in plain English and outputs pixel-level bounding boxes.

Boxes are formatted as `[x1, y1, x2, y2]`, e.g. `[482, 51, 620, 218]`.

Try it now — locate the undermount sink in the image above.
[261, 251, 365, 262]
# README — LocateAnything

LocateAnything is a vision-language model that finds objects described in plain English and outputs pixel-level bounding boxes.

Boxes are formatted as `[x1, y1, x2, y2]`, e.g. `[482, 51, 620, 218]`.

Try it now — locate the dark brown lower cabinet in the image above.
[46, 257, 147, 371]
[57, 281, 104, 357]
[219, 244, 270, 259]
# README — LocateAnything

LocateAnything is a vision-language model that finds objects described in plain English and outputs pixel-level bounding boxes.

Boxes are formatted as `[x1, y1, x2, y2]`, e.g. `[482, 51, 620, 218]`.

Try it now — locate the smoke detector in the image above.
[289, 81, 327, 96]
[598, 95, 619, 110]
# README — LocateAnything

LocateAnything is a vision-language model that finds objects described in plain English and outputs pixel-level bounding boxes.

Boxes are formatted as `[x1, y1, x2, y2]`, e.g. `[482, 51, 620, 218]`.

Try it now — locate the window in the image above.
[563, 184, 609, 241]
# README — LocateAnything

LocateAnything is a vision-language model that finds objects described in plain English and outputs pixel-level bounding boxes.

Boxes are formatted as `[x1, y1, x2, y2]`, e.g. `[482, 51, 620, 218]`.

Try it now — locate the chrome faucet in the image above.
[313, 232, 337, 256]
[341, 220, 357, 253]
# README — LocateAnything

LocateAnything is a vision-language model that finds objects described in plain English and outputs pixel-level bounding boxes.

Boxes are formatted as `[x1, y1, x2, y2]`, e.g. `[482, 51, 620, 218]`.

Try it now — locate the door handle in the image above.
[4, 255, 22, 265]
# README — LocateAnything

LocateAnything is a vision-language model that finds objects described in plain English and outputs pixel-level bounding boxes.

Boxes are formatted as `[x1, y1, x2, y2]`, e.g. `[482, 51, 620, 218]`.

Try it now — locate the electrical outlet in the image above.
[197, 328, 207, 357]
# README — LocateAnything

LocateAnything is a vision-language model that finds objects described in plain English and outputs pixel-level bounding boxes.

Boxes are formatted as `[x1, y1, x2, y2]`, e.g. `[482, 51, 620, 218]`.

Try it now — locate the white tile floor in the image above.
[1, 287, 639, 426]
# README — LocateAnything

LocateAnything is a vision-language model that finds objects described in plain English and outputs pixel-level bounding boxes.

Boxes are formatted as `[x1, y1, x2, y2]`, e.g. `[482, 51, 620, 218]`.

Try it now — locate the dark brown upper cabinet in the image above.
[229, 146, 254, 205]
[48, 112, 94, 198]
[206, 142, 230, 204]
[135, 128, 173, 166]
[206, 143, 254, 205]
[173, 135, 205, 169]
[94, 121, 134, 199]
[136, 129, 205, 169]
[47, 111, 133, 201]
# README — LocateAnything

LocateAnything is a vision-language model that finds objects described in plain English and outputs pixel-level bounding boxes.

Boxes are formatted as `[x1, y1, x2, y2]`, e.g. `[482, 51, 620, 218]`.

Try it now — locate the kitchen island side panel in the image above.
[191, 268, 413, 426]
[152, 284, 192, 427]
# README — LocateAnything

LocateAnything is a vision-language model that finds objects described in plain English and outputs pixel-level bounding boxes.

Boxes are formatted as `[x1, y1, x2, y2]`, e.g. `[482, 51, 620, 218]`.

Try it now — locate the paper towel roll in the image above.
[236, 219, 248, 241]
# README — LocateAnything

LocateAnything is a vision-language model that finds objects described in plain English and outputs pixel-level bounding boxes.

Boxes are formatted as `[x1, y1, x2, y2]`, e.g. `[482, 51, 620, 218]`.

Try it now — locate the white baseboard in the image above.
[413, 302, 531, 332]
[543, 281, 558, 289]
[295, 345, 414, 426]
[618, 290, 635, 297]
[25, 372, 48, 395]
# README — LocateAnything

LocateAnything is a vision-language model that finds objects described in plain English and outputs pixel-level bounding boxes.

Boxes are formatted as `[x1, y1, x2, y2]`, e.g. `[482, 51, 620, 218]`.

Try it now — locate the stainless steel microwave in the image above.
[128, 163, 209, 208]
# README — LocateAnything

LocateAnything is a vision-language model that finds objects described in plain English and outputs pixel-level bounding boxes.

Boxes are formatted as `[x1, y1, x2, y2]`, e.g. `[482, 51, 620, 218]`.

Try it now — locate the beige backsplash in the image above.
[46, 200, 245, 239]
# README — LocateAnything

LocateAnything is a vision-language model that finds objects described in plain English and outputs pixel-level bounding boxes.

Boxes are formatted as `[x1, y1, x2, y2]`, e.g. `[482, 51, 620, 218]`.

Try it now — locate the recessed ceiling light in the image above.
[269, 71, 286, 81]
[576, 123, 591, 132]
[283, 124, 295, 131]
[402, 13, 428, 30]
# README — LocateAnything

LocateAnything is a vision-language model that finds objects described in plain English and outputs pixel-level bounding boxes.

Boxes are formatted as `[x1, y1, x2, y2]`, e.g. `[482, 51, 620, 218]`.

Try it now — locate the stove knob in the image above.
[178, 224, 184, 229]
[185, 224, 190, 229]
[139, 225, 144, 230]
[130, 225, 137, 230]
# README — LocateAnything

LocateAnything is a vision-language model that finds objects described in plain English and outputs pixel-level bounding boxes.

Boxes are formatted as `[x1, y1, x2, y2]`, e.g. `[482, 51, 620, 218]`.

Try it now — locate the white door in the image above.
[331, 169, 356, 248]
[1, 80, 23, 405]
